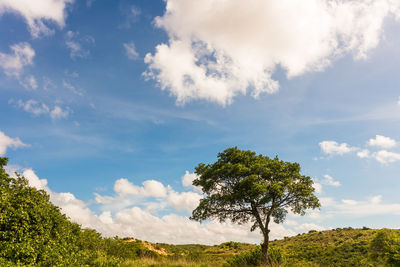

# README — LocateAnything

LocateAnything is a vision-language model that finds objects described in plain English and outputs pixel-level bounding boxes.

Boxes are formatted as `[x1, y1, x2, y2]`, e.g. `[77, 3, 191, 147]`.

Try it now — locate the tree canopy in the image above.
[191, 147, 320, 263]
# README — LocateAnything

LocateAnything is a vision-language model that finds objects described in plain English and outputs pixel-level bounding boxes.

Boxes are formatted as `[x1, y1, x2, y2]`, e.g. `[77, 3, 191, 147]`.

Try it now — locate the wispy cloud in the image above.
[65, 31, 95, 60]
[123, 42, 139, 60]
[11, 99, 70, 120]
[0, 42, 35, 77]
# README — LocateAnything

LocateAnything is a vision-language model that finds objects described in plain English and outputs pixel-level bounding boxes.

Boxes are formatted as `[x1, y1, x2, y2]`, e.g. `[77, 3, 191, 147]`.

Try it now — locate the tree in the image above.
[190, 147, 320, 264]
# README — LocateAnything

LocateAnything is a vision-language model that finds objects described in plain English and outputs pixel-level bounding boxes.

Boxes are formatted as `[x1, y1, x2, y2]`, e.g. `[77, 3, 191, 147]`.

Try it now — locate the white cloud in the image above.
[319, 141, 357, 155]
[123, 42, 139, 60]
[368, 135, 397, 149]
[0, 42, 35, 77]
[321, 174, 341, 187]
[16, 99, 50, 115]
[22, 168, 48, 190]
[142, 180, 167, 198]
[65, 31, 95, 59]
[335, 195, 400, 216]
[145, 0, 400, 105]
[182, 170, 202, 192]
[357, 149, 370, 158]
[313, 181, 322, 194]
[0, 130, 28, 156]
[13, 99, 69, 120]
[105, 178, 199, 212]
[319, 136, 400, 164]
[50, 106, 69, 120]
[114, 178, 140, 196]
[373, 150, 400, 164]
[0, 0, 73, 37]
[167, 190, 201, 212]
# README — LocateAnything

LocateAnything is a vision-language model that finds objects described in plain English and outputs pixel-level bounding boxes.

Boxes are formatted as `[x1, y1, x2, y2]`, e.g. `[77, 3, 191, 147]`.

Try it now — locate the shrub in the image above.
[226, 246, 283, 266]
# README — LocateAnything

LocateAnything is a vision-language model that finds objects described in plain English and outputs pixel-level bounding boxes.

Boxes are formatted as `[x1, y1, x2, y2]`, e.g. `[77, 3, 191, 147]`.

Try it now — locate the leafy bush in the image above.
[0, 157, 157, 266]
[0, 157, 84, 265]
[226, 246, 282, 266]
[369, 229, 400, 266]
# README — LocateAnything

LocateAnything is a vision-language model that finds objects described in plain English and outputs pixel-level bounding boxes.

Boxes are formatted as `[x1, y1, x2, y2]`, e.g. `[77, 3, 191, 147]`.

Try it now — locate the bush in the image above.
[0, 157, 85, 266]
[226, 246, 283, 266]
[369, 229, 400, 266]
[0, 157, 157, 266]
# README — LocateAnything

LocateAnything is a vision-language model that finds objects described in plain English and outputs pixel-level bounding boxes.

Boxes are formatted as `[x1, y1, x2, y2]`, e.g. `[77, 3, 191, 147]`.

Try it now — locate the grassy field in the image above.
[119, 227, 399, 266]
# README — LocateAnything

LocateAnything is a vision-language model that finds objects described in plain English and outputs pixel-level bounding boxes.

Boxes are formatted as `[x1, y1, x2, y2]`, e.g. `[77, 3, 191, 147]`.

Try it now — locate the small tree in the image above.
[190, 147, 320, 263]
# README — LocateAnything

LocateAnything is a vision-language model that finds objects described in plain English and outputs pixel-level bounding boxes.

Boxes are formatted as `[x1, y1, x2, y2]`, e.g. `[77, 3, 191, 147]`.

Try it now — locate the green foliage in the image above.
[0, 157, 84, 265]
[192, 147, 320, 225]
[226, 246, 282, 266]
[368, 229, 400, 266]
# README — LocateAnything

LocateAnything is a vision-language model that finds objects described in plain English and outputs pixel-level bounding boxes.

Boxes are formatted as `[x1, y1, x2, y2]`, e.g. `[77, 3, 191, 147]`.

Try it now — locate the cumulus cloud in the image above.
[181, 170, 202, 192]
[13, 99, 69, 120]
[0, 42, 35, 77]
[372, 150, 400, 164]
[319, 141, 357, 155]
[0, 130, 28, 156]
[321, 174, 341, 187]
[123, 42, 139, 60]
[0, 0, 73, 37]
[103, 177, 200, 212]
[167, 190, 202, 212]
[65, 31, 95, 59]
[145, 0, 400, 105]
[368, 135, 397, 149]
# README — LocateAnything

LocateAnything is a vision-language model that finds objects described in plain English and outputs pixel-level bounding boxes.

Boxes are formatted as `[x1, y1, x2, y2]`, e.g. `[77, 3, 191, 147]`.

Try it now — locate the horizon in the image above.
[1, 0, 400, 245]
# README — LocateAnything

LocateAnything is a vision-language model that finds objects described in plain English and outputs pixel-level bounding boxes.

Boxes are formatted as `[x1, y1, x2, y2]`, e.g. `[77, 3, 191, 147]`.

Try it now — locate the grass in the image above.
[118, 228, 400, 266]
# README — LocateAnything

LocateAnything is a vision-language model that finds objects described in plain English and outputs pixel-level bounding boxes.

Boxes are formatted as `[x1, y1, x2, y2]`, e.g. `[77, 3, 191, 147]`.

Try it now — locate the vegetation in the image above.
[1, 156, 400, 266]
[191, 147, 320, 263]
[0, 157, 158, 266]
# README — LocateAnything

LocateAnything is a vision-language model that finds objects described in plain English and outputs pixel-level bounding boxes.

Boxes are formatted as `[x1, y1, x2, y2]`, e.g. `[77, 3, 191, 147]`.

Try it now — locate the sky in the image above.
[1, 0, 400, 245]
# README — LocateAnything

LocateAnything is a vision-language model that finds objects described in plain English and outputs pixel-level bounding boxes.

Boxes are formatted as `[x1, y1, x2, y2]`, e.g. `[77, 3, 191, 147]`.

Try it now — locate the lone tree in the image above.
[190, 147, 320, 263]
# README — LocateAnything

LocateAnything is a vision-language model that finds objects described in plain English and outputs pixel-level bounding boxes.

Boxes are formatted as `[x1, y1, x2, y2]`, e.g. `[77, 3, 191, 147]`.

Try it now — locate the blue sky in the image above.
[1, 0, 400, 244]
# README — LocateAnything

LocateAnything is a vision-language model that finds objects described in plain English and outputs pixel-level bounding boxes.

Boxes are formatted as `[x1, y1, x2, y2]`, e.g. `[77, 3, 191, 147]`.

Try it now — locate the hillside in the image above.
[123, 228, 400, 266]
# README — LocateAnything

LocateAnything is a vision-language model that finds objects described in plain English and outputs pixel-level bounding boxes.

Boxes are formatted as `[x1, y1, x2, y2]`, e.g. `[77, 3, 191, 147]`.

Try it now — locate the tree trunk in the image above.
[262, 213, 271, 265]
[261, 229, 270, 264]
